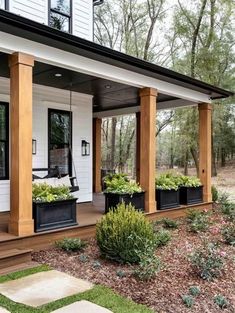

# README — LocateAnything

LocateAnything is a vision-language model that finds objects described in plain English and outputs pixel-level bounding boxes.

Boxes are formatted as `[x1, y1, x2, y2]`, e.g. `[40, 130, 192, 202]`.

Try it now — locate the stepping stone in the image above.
[0, 270, 93, 307]
[52, 300, 113, 313]
[0, 308, 10, 313]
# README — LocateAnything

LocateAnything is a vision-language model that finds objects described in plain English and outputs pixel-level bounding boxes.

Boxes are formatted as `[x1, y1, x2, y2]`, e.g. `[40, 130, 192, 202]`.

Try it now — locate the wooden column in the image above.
[139, 87, 157, 213]
[198, 103, 212, 202]
[8, 52, 34, 236]
[93, 118, 102, 193]
[136, 112, 140, 183]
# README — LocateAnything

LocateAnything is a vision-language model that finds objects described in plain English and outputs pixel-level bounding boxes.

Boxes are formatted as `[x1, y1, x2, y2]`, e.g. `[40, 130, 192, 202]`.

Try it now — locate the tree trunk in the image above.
[184, 150, 189, 175]
[221, 148, 226, 167]
[190, 147, 199, 176]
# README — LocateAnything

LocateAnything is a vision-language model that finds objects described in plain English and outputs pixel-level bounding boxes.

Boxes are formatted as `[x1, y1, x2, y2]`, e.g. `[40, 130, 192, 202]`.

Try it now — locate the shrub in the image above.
[212, 185, 219, 202]
[186, 209, 210, 233]
[79, 254, 89, 263]
[32, 183, 73, 202]
[189, 242, 225, 281]
[181, 295, 194, 308]
[221, 224, 235, 246]
[214, 295, 229, 309]
[178, 175, 202, 188]
[220, 202, 235, 221]
[218, 192, 230, 204]
[116, 269, 127, 278]
[189, 286, 200, 297]
[133, 243, 161, 281]
[104, 173, 129, 184]
[55, 237, 86, 252]
[161, 218, 178, 229]
[155, 229, 171, 247]
[96, 203, 156, 263]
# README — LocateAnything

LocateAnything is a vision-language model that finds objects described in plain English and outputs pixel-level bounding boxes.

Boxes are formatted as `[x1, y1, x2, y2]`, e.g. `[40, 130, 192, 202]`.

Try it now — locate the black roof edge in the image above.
[0, 9, 233, 100]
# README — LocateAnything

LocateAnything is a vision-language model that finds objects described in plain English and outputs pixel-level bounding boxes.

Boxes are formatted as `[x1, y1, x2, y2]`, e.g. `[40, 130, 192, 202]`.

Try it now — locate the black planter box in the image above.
[105, 192, 145, 213]
[179, 186, 203, 205]
[156, 189, 180, 210]
[33, 198, 78, 232]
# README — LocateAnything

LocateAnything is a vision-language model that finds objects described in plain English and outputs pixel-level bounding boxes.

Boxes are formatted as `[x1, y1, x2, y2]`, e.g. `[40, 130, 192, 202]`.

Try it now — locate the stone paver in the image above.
[0, 270, 93, 307]
[52, 300, 113, 313]
[0, 308, 10, 313]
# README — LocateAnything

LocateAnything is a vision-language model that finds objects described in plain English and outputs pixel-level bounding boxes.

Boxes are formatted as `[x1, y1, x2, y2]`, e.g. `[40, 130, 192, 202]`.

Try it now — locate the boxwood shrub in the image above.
[96, 202, 155, 263]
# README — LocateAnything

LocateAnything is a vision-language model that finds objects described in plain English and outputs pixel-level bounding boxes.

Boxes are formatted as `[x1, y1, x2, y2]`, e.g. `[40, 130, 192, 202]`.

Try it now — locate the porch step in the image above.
[0, 249, 33, 272]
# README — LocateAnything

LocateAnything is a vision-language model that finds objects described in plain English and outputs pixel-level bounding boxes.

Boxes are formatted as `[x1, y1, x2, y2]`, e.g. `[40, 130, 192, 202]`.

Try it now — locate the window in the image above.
[49, 0, 72, 33]
[0, 0, 5, 9]
[48, 109, 72, 176]
[0, 103, 9, 180]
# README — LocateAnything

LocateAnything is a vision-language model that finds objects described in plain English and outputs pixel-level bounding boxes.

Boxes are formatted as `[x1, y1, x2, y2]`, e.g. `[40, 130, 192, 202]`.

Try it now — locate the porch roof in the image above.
[0, 9, 233, 116]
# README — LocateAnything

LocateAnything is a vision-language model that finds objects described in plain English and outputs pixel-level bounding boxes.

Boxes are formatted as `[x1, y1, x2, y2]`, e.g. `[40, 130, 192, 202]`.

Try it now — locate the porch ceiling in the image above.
[0, 52, 178, 113]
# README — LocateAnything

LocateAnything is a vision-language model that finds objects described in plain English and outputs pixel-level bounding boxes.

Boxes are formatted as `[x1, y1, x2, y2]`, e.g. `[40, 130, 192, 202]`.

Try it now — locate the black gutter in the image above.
[0, 9, 233, 99]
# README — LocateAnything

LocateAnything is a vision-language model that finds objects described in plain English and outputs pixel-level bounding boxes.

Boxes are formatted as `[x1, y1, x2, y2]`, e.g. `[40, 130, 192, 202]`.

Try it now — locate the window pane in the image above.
[50, 112, 70, 144]
[51, 0, 70, 15]
[0, 142, 6, 178]
[0, 0, 5, 9]
[49, 145, 70, 175]
[50, 12, 70, 32]
[0, 104, 6, 141]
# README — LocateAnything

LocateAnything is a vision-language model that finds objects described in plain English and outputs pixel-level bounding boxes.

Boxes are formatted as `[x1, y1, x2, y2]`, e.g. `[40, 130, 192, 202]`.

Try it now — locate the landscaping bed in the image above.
[33, 206, 235, 313]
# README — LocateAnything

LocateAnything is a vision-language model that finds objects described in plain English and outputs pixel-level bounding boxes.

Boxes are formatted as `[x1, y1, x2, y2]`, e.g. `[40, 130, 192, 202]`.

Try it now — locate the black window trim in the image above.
[48, 0, 72, 34]
[0, 102, 9, 180]
[48, 108, 72, 177]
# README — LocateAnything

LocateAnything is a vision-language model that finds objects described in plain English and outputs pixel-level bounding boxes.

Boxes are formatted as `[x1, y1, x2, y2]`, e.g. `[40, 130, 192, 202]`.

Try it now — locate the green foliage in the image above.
[189, 286, 200, 297]
[161, 218, 179, 229]
[96, 202, 155, 263]
[104, 173, 129, 184]
[186, 209, 210, 233]
[116, 269, 127, 278]
[211, 185, 219, 202]
[218, 192, 230, 204]
[32, 183, 73, 203]
[177, 175, 202, 188]
[214, 295, 229, 309]
[55, 238, 87, 252]
[105, 175, 142, 195]
[79, 254, 89, 263]
[92, 261, 102, 269]
[220, 201, 235, 221]
[181, 295, 194, 308]
[155, 173, 179, 190]
[189, 242, 225, 281]
[154, 228, 171, 248]
[221, 224, 235, 246]
[133, 243, 161, 281]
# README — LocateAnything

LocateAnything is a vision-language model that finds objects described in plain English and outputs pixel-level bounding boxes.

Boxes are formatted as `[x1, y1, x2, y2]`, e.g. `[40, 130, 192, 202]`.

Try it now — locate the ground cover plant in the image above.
[33, 203, 235, 313]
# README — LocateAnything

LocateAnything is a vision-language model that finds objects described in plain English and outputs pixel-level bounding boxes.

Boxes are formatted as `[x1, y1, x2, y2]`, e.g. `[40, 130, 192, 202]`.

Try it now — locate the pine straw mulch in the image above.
[33, 207, 235, 313]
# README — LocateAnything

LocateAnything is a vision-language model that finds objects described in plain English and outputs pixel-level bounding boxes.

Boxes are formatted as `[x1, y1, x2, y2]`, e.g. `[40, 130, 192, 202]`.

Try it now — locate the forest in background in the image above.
[94, 0, 235, 177]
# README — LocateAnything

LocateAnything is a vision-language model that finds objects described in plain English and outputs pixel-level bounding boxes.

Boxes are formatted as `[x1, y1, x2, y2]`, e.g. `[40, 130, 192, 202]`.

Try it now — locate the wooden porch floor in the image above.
[0, 195, 212, 251]
[0, 193, 105, 242]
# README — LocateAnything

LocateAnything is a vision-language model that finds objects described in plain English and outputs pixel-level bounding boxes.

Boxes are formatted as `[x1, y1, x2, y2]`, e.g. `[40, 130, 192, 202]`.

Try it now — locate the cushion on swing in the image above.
[56, 175, 71, 187]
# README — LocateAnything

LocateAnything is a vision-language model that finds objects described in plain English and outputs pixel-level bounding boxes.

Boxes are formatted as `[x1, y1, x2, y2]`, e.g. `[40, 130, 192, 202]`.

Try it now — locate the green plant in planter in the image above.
[104, 173, 129, 185]
[32, 183, 74, 202]
[177, 175, 202, 188]
[155, 174, 179, 190]
[105, 176, 143, 195]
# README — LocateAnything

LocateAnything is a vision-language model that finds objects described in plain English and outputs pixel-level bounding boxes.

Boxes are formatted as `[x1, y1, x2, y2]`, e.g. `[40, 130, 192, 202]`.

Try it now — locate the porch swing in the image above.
[32, 83, 79, 193]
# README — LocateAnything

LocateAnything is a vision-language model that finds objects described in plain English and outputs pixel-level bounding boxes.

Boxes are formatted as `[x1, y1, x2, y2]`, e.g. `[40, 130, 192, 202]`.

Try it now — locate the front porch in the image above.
[0, 192, 212, 251]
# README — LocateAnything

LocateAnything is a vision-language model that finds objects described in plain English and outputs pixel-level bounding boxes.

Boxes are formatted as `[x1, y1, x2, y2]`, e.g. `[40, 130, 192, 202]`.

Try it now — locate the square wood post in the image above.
[139, 87, 157, 213]
[8, 52, 35, 236]
[93, 118, 102, 193]
[136, 112, 140, 183]
[198, 103, 212, 202]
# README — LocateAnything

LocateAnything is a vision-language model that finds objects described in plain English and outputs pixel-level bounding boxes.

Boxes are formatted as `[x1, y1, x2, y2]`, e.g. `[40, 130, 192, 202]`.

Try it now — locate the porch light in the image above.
[55, 73, 62, 77]
[32, 139, 37, 155]
[81, 140, 90, 156]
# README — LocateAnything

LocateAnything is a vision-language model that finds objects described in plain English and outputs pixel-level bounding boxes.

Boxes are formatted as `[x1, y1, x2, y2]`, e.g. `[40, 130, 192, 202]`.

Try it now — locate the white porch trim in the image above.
[0, 31, 211, 104]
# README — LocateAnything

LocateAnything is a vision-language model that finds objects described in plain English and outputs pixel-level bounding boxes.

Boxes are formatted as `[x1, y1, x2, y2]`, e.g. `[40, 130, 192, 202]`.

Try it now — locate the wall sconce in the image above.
[81, 140, 90, 156]
[32, 139, 37, 155]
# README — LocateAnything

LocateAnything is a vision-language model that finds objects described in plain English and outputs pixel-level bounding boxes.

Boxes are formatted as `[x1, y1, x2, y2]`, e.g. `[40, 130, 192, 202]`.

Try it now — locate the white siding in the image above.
[0, 78, 93, 212]
[9, 0, 48, 25]
[73, 0, 93, 40]
[7, 0, 93, 41]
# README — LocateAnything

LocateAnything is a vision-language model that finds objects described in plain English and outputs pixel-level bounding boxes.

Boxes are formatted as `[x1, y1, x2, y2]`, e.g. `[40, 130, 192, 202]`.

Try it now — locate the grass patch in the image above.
[0, 266, 153, 313]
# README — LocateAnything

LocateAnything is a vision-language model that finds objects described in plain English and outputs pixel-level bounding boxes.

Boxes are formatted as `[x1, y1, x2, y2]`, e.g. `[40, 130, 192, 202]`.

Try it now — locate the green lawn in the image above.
[0, 266, 154, 313]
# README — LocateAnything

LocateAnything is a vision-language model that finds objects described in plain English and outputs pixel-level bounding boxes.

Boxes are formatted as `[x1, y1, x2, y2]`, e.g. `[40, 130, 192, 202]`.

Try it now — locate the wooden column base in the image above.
[8, 219, 34, 237]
